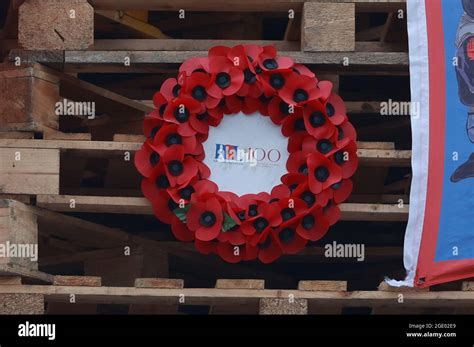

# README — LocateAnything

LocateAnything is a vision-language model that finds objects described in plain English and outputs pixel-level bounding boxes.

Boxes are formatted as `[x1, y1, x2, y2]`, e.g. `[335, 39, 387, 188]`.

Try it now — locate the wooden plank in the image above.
[93, 39, 300, 51]
[0, 276, 22, 285]
[373, 281, 430, 314]
[11, 39, 403, 53]
[134, 278, 184, 289]
[0, 293, 44, 314]
[2, 199, 131, 248]
[298, 280, 347, 292]
[211, 279, 265, 314]
[63, 50, 408, 67]
[462, 282, 474, 291]
[89, 0, 406, 12]
[216, 279, 265, 290]
[0, 148, 60, 194]
[44, 131, 92, 141]
[96, 10, 169, 39]
[340, 203, 408, 221]
[302, 3, 355, 52]
[0, 264, 53, 284]
[0, 132, 34, 139]
[0, 285, 471, 308]
[35, 195, 409, 221]
[298, 280, 346, 314]
[259, 298, 308, 315]
[378, 281, 429, 292]
[54, 275, 102, 287]
[18, 0, 93, 50]
[0, 199, 39, 270]
[0, 139, 411, 164]
[0, 63, 60, 132]
[113, 134, 146, 142]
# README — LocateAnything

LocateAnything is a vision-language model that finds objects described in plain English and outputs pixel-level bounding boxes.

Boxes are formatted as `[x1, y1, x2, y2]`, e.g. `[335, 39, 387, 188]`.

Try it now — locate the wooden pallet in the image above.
[1, 276, 474, 315]
[5, 0, 407, 52]
[0, 0, 420, 315]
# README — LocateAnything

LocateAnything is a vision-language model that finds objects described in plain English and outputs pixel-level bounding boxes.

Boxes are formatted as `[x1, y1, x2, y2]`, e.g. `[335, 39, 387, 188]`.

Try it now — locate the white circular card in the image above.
[202, 112, 289, 195]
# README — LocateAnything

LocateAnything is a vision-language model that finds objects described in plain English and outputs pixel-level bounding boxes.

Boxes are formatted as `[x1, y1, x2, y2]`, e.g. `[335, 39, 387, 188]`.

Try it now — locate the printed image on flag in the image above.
[391, 0, 474, 287]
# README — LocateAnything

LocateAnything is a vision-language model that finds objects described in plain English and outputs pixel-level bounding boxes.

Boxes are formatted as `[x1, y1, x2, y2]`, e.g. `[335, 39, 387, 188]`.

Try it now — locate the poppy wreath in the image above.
[135, 44, 358, 264]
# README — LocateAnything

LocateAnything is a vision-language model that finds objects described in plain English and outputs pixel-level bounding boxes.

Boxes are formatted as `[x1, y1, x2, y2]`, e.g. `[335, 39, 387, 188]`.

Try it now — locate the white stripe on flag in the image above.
[386, 0, 430, 287]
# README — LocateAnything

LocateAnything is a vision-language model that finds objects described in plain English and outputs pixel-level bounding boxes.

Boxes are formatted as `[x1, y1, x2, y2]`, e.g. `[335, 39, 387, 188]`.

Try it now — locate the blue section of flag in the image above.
[436, 0, 474, 261]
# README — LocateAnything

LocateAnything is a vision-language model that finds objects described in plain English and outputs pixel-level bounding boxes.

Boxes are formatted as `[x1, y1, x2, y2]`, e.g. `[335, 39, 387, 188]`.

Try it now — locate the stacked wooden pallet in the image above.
[2, 275, 474, 315]
[0, 0, 429, 315]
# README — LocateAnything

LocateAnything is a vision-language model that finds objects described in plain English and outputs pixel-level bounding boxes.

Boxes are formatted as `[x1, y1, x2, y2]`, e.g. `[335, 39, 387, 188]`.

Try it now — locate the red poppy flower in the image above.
[323, 201, 341, 226]
[160, 77, 183, 101]
[184, 72, 220, 109]
[270, 184, 291, 200]
[277, 225, 307, 254]
[276, 198, 308, 227]
[152, 92, 168, 116]
[259, 69, 293, 97]
[171, 215, 195, 242]
[287, 150, 311, 175]
[224, 95, 244, 114]
[217, 242, 258, 263]
[238, 73, 263, 98]
[296, 207, 329, 241]
[292, 64, 315, 78]
[179, 57, 210, 76]
[143, 115, 163, 141]
[207, 56, 244, 98]
[218, 226, 246, 246]
[241, 96, 261, 114]
[301, 131, 338, 158]
[243, 44, 264, 65]
[195, 239, 217, 255]
[242, 203, 281, 244]
[186, 196, 224, 241]
[135, 141, 160, 178]
[288, 132, 309, 153]
[208, 45, 231, 58]
[163, 97, 202, 136]
[318, 80, 333, 101]
[197, 161, 211, 179]
[332, 140, 358, 179]
[335, 119, 357, 145]
[292, 185, 330, 209]
[256, 229, 283, 264]
[162, 145, 199, 187]
[307, 152, 342, 194]
[324, 93, 346, 125]
[168, 178, 217, 206]
[152, 124, 197, 155]
[282, 112, 307, 136]
[257, 45, 294, 72]
[141, 162, 170, 201]
[150, 189, 179, 224]
[328, 179, 353, 204]
[303, 100, 337, 139]
[268, 96, 300, 125]
[278, 73, 321, 106]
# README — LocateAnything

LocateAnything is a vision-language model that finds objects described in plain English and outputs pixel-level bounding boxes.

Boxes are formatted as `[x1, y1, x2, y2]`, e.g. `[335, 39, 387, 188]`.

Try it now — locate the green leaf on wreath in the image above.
[173, 205, 190, 223]
[221, 212, 238, 232]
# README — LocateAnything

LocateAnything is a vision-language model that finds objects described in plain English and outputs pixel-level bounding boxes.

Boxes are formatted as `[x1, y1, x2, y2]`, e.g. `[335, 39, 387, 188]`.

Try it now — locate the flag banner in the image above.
[393, 0, 474, 287]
